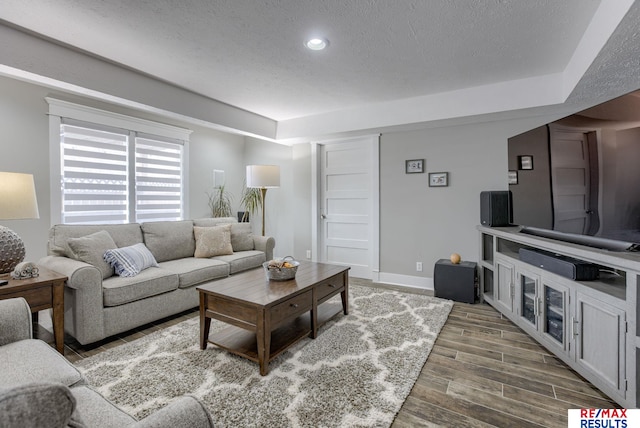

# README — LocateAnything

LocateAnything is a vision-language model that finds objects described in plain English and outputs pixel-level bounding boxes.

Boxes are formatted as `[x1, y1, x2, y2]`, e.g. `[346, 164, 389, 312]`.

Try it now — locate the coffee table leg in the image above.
[257, 311, 271, 376]
[341, 273, 349, 315]
[199, 293, 211, 350]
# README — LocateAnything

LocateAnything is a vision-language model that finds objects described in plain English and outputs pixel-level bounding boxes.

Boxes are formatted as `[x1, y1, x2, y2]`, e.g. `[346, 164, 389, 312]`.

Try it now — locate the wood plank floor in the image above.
[35, 279, 619, 427]
[392, 301, 620, 428]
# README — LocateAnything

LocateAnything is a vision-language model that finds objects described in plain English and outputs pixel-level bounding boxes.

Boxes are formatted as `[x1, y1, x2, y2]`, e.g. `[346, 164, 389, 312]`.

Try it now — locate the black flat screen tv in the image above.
[507, 90, 640, 252]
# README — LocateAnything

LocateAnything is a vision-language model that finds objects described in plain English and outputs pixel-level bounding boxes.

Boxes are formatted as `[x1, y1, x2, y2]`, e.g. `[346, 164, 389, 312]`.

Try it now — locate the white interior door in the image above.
[315, 136, 379, 279]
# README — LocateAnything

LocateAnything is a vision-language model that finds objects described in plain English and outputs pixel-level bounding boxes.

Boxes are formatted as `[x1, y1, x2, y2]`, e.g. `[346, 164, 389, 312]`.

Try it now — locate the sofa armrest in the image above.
[39, 255, 106, 345]
[39, 256, 101, 291]
[0, 298, 32, 346]
[0, 383, 79, 428]
[134, 395, 214, 428]
[253, 235, 275, 261]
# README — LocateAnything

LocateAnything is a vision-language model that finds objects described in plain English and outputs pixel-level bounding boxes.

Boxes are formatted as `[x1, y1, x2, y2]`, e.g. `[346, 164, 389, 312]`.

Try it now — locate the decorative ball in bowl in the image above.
[264, 256, 300, 281]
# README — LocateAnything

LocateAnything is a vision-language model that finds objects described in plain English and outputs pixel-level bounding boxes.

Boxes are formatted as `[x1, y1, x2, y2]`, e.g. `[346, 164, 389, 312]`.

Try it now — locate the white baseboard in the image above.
[373, 272, 434, 291]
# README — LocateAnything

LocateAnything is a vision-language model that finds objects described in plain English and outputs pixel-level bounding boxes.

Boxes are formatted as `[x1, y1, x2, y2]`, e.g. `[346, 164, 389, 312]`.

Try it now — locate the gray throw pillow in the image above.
[230, 223, 254, 251]
[67, 230, 117, 279]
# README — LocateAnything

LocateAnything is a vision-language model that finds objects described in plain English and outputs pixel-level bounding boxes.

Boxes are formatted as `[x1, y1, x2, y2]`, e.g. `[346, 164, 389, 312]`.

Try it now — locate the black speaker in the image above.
[480, 191, 511, 226]
[434, 259, 478, 303]
[519, 248, 599, 281]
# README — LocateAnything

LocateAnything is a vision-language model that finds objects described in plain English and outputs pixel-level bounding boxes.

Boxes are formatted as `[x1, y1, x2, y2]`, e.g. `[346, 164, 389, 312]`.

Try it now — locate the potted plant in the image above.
[207, 184, 234, 217]
[239, 183, 262, 223]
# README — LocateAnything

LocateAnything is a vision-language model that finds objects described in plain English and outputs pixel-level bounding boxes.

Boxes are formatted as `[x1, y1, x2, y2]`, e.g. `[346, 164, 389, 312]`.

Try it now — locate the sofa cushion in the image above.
[0, 339, 85, 388]
[142, 220, 196, 262]
[48, 224, 143, 258]
[104, 243, 159, 277]
[157, 258, 230, 288]
[102, 268, 179, 307]
[230, 223, 254, 251]
[194, 225, 233, 258]
[213, 250, 267, 274]
[71, 385, 135, 428]
[0, 383, 80, 428]
[67, 230, 117, 280]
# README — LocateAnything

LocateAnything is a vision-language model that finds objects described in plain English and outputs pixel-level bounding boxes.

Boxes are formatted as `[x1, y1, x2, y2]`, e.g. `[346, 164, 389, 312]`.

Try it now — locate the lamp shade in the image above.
[0, 172, 40, 220]
[246, 165, 280, 188]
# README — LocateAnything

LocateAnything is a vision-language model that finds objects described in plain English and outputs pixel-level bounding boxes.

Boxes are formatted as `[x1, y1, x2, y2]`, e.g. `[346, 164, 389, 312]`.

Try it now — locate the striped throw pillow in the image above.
[103, 243, 159, 277]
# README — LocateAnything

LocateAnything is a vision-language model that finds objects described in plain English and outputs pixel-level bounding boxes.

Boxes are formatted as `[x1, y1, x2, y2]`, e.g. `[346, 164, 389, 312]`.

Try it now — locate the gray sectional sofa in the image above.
[0, 297, 214, 428]
[38, 217, 275, 345]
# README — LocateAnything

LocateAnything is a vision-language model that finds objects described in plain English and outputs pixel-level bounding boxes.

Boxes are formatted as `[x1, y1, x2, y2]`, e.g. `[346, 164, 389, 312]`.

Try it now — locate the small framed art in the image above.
[429, 172, 448, 187]
[508, 170, 518, 185]
[518, 155, 533, 170]
[405, 159, 424, 174]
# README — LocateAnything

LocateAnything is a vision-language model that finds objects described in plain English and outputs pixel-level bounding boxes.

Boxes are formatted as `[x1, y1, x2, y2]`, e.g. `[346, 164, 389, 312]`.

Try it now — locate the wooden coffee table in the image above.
[197, 261, 349, 375]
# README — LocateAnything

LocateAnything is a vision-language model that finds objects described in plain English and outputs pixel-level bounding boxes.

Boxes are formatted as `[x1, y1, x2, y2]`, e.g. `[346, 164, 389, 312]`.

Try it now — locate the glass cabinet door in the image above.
[520, 272, 538, 327]
[542, 282, 566, 348]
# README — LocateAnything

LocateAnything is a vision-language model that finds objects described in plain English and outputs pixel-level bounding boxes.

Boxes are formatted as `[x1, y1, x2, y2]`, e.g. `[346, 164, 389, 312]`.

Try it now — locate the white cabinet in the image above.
[478, 226, 636, 408]
[573, 291, 626, 397]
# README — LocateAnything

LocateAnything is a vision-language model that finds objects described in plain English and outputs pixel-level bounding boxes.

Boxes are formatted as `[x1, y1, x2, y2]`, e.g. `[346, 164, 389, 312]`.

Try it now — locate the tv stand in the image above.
[478, 225, 640, 409]
[520, 226, 640, 252]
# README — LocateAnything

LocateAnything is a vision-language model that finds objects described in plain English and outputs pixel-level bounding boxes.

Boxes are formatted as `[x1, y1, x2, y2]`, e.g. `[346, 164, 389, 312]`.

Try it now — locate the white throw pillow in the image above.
[194, 225, 234, 258]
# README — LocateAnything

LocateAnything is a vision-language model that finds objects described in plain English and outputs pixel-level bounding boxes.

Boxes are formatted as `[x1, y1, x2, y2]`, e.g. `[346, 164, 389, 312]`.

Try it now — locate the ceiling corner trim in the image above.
[0, 23, 277, 141]
[276, 73, 566, 140]
[562, 0, 635, 100]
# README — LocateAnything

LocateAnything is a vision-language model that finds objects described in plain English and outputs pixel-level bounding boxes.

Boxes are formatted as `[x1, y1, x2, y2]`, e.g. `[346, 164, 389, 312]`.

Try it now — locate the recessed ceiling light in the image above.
[305, 38, 328, 51]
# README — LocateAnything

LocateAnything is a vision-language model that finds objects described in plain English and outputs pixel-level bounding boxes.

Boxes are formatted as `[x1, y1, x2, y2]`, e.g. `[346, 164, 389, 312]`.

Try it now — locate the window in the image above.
[48, 99, 191, 224]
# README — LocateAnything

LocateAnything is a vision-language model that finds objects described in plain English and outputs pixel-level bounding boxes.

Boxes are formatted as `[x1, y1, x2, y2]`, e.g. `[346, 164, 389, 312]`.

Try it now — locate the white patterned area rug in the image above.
[75, 285, 453, 427]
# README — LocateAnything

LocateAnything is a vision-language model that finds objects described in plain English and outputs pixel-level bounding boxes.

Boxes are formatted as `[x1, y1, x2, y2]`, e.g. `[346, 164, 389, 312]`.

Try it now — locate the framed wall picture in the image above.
[429, 172, 448, 187]
[518, 155, 533, 170]
[405, 159, 424, 174]
[508, 170, 518, 185]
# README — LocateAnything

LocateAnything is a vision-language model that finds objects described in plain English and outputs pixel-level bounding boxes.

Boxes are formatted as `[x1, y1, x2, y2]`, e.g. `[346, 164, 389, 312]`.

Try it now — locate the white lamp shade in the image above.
[0, 172, 40, 220]
[246, 165, 280, 188]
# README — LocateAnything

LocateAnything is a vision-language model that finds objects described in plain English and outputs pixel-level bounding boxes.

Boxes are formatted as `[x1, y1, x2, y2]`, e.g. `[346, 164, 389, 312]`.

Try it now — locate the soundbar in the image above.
[519, 248, 600, 281]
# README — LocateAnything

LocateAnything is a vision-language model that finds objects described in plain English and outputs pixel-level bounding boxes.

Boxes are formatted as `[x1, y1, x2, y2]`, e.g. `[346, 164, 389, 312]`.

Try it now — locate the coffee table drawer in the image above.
[316, 277, 344, 301]
[271, 290, 312, 325]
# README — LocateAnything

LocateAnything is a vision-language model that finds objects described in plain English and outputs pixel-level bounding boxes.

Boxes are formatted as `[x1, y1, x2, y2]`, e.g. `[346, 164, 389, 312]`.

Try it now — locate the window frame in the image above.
[47, 98, 191, 225]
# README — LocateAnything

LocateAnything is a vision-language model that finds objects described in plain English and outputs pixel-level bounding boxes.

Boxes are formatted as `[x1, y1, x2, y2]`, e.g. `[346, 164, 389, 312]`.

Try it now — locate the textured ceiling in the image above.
[0, 0, 603, 122]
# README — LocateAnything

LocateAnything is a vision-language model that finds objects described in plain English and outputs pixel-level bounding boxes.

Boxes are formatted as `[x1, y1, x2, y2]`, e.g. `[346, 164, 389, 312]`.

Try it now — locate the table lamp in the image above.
[0, 172, 40, 274]
[246, 165, 280, 236]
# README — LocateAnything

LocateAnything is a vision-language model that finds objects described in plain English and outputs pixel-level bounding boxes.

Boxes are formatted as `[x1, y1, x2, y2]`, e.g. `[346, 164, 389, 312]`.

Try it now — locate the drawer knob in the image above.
[329, 284, 336, 288]
[290, 303, 299, 308]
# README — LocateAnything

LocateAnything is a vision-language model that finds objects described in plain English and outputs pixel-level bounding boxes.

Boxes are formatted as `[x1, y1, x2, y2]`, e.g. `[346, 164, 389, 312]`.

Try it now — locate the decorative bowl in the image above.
[263, 256, 299, 281]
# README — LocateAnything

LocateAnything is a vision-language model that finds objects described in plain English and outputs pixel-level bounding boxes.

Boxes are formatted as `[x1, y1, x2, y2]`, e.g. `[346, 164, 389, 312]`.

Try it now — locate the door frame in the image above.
[310, 134, 380, 279]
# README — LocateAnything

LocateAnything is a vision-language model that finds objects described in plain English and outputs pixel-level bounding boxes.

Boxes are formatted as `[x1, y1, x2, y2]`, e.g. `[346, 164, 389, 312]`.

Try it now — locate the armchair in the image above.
[0, 298, 215, 428]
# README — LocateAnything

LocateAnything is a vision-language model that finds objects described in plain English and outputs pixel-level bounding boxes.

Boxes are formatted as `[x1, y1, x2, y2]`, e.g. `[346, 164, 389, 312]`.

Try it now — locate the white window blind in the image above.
[60, 123, 129, 224]
[134, 135, 184, 222]
[48, 98, 191, 225]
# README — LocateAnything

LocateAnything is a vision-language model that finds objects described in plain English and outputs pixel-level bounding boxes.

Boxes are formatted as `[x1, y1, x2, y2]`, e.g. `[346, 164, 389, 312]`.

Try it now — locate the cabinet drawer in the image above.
[1, 286, 52, 311]
[316, 277, 344, 301]
[271, 290, 312, 325]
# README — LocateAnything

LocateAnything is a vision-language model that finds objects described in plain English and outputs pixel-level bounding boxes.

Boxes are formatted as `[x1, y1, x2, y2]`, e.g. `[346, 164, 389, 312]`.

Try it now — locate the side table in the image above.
[0, 266, 67, 353]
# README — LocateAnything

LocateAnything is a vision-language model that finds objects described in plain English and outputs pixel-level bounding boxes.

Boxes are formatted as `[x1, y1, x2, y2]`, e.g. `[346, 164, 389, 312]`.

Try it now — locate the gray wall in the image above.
[377, 118, 557, 279]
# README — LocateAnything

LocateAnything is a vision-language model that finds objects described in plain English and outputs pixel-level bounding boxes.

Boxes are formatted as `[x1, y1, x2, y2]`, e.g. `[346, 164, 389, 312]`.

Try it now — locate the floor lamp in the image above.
[0, 172, 40, 275]
[246, 165, 280, 236]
